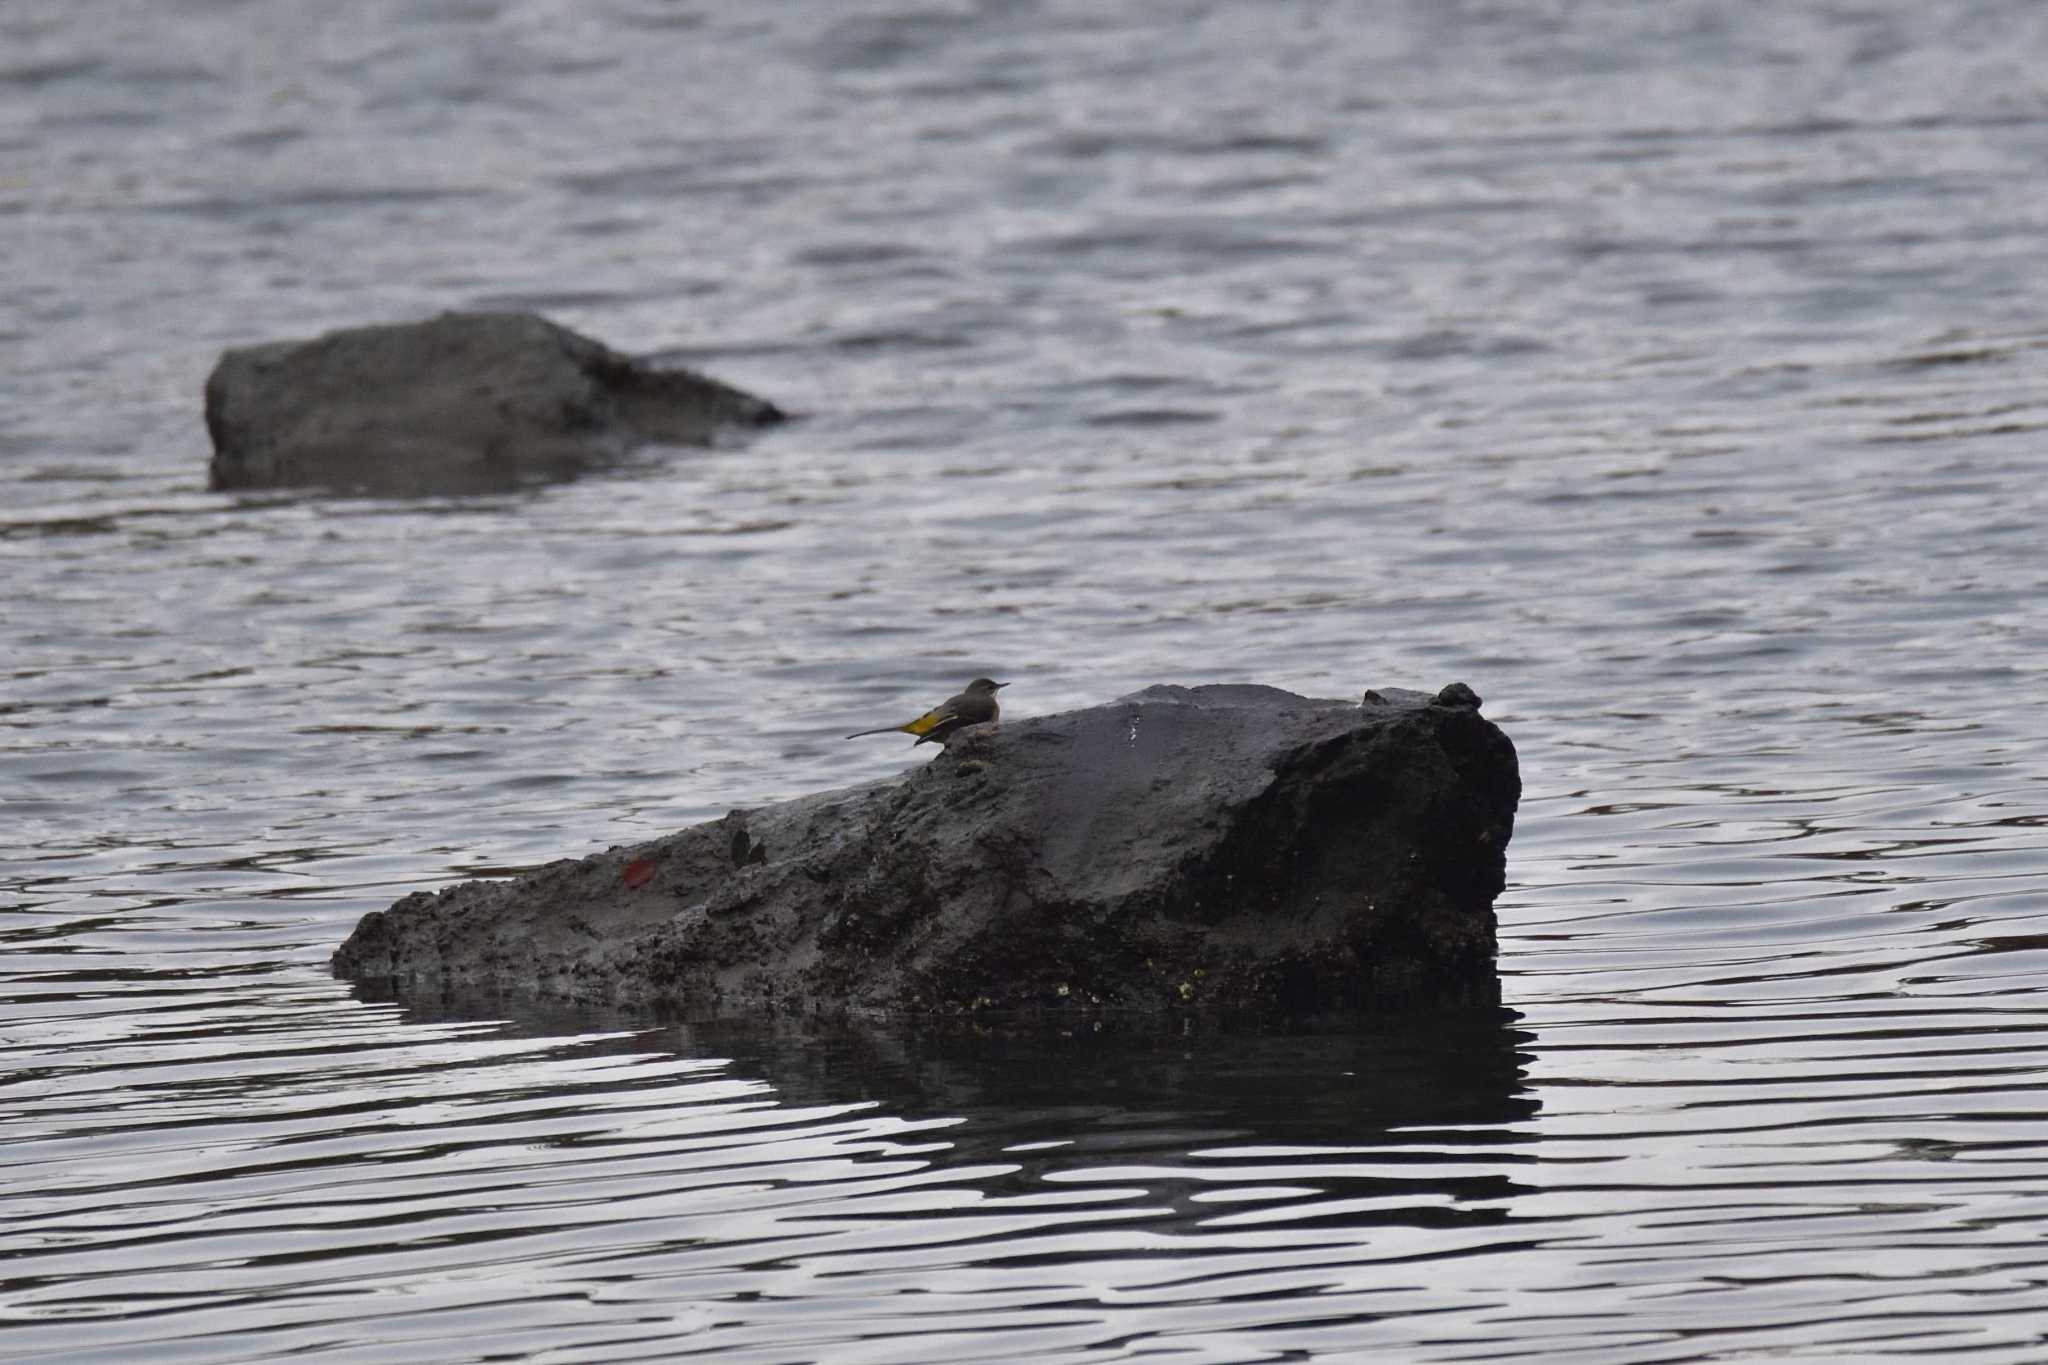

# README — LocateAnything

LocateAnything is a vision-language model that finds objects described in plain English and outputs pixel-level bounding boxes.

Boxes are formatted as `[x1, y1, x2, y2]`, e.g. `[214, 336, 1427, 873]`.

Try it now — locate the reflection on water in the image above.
[3, 976, 1537, 1361]
[674, 1009, 1537, 1155]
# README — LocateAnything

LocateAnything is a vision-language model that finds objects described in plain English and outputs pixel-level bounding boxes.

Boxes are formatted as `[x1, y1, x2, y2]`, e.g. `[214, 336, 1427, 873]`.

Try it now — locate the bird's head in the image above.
[966, 678, 1007, 693]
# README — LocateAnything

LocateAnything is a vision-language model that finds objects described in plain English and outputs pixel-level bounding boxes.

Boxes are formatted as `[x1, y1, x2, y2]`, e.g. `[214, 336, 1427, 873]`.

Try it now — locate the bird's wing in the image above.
[899, 703, 954, 737]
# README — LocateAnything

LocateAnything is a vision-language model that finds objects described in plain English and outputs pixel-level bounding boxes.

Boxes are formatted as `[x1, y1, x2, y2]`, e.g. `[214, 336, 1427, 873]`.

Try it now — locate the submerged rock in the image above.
[205, 311, 784, 494]
[333, 683, 1520, 1017]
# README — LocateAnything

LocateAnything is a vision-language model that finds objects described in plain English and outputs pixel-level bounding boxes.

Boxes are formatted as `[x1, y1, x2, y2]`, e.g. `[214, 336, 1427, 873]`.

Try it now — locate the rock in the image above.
[205, 311, 784, 494]
[332, 683, 1520, 1017]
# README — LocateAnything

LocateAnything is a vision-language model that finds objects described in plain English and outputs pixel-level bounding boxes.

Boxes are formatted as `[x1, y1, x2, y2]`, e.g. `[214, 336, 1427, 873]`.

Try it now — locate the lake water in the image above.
[6, 1, 2048, 1360]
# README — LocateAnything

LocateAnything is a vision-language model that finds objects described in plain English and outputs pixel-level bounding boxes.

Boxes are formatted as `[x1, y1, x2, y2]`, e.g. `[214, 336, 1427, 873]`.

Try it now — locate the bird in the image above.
[846, 678, 1007, 746]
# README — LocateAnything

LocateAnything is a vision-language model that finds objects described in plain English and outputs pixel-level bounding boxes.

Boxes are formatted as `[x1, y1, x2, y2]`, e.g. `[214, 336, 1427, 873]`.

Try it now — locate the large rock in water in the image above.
[206, 311, 784, 494]
[333, 683, 1520, 1016]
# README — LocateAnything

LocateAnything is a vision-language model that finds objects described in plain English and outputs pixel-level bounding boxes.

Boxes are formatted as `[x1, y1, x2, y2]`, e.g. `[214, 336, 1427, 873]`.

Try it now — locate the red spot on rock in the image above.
[622, 857, 658, 890]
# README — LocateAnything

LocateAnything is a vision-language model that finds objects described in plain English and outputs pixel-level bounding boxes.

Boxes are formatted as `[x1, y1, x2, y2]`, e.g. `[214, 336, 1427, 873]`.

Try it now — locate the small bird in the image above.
[846, 678, 1007, 746]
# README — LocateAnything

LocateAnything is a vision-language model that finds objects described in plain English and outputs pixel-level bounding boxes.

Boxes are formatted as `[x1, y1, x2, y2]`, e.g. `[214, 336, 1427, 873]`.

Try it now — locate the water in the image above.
[6, 1, 2048, 1359]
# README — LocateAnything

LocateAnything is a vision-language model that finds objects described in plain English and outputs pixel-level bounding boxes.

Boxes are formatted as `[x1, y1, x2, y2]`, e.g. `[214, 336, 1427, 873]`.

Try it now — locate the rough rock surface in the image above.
[205, 311, 784, 493]
[333, 683, 1520, 1016]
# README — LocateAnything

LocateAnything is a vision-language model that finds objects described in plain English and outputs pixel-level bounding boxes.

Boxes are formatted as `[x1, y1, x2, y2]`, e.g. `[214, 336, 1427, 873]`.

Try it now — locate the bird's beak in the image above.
[995, 681, 1010, 689]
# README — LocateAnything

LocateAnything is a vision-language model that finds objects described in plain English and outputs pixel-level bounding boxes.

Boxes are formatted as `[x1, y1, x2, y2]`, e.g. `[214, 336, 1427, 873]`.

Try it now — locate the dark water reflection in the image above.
[5, 976, 1540, 1362]
[678, 1009, 1536, 1161]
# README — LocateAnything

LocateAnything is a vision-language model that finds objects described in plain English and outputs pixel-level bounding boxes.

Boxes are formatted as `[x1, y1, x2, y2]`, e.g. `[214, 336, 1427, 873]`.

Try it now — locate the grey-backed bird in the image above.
[846, 678, 1007, 746]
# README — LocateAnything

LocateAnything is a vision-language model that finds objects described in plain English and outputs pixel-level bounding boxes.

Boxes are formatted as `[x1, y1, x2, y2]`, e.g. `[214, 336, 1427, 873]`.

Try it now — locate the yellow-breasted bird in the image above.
[846, 678, 1007, 746]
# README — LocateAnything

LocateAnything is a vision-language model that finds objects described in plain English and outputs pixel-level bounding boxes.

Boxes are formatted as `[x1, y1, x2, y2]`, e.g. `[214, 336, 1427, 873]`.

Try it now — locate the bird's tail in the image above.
[844, 724, 910, 739]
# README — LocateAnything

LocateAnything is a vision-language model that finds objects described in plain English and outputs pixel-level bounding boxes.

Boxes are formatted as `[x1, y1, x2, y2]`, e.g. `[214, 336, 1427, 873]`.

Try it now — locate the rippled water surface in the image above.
[6, 2, 2048, 1360]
